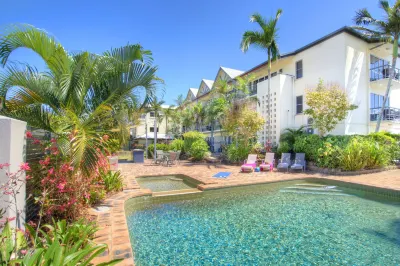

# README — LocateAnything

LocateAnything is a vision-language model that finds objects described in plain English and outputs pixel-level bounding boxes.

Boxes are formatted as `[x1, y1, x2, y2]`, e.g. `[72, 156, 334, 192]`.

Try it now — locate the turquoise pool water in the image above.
[125, 181, 400, 265]
[136, 175, 200, 192]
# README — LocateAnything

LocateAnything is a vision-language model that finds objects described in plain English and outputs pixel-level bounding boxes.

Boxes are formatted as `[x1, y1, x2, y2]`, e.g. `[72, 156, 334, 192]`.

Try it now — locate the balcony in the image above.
[370, 107, 400, 122]
[370, 65, 400, 91]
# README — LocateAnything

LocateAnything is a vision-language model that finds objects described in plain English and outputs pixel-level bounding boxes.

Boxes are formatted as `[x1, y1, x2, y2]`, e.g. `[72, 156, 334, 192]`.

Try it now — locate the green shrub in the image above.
[89, 189, 106, 205]
[147, 143, 171, 158]
[226, 143, 251, 163]
[316, 141, 342, 169]
[183, 131, 206, 154]
[293, 134, 323, 161]
[364, 141, 389, 169]
[189, 139, 209, 161]
[100, 170, 124, 192]
[170, 139, 184, 152]
[367, 132, 400, 162]
[339, 137, 368, 171]
[276, 142, 290, 158]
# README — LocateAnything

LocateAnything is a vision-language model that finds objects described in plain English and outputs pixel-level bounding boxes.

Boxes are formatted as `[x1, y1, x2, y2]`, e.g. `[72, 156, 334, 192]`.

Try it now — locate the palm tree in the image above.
[174, 94, 184, 106]
[181, 107, 194, 132]
[163, 105, 175, 137]
[241, 9, 282, 143]
[205, 97, 228, 152]
[353, 1, 400, 132]
[0, 24, 159, 176]
[145, 97, 165, 157]
[279, 126, 305, 151]
[192, 102, 206, 131]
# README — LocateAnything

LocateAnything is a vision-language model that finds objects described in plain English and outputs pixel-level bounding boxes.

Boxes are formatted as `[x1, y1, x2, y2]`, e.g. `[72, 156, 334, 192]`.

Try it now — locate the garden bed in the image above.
[307, 163, 400, 176]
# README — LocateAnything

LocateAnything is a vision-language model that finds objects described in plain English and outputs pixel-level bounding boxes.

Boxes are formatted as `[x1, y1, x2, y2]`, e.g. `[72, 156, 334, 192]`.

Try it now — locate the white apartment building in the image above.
[238, 26, 400, 144]
[179, 26, 400, 151]
[130, 105, 174, 148]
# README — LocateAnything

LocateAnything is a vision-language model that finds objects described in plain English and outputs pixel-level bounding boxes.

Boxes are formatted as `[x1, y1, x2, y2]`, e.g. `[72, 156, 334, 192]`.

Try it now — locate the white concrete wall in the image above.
[0, 116, 27, 229]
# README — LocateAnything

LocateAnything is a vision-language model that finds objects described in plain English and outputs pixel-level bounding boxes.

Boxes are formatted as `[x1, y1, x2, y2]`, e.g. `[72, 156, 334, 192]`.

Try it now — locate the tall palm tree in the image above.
[0, 24, 159, 176]
[181, 107, 194, 132]
[145, 97, 165, 157]
[353, 1, 400, 132]
[241, 9, 282, 143]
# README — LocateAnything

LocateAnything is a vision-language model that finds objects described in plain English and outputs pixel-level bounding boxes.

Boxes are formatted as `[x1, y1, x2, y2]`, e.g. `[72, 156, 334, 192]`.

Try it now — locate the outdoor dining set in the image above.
[153, 150, 181, 167]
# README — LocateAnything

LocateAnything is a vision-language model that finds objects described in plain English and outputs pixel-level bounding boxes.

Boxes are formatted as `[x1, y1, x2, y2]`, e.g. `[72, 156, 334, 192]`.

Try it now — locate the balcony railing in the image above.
[370, 107, 400, 122]
[370, 66, 400, 82]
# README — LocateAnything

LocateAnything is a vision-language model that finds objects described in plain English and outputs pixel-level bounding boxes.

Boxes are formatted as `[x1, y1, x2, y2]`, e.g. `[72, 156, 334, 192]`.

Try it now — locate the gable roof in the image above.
[238, 26, 386, 78]
[220, 67, 244, 79]
[189, 88, 199, 97]
[202, 79, 214, 89]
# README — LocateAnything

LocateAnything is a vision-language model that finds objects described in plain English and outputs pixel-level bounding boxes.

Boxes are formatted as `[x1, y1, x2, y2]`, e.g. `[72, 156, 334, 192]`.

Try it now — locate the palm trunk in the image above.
[210, 120, 214, 152]
[154, 113, 157, 159]
[375, 36, 399, 132]
[267, 49, 271, 143]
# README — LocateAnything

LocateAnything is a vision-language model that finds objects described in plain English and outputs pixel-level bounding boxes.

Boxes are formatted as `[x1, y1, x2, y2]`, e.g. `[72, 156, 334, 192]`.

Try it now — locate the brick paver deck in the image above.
[91, 160, 400, 265]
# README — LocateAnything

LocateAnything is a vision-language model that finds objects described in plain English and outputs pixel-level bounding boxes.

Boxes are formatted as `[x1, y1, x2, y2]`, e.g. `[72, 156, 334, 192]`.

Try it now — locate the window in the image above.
[149, 127, 159, 133]
[296, 95, 303, 114]
[150, 111, 155, 117]
[370, 93, 389, 109]
[296, 60, 303, 79]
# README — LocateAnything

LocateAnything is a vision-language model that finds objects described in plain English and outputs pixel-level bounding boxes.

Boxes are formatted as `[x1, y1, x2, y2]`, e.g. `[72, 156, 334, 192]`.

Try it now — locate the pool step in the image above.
[284, 186, 343, 192]
[295, 183, 330, 187]
[152, 188, 202, 197]
[279, 189, 351, 196]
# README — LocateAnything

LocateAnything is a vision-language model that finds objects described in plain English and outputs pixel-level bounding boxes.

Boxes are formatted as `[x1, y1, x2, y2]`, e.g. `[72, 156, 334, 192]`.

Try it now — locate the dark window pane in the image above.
[296, 95, 303, 114]
[296, 60, 303, 79]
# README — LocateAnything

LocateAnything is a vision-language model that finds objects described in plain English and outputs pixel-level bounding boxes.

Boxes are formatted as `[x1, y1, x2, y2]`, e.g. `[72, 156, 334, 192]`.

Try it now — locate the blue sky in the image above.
[1, 0, 380, 105]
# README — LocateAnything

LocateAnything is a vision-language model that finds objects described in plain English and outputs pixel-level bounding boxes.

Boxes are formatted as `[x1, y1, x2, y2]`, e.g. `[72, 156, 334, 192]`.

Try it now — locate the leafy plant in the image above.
[339, 138, 368, 171]
[226, 143, 251, 163]
[279, 126, 305, 151]
[189, 140, 209, 161]
[276, 142, 290, 158]
[170, 139, 184, 152]
[183, 131, 206, 154]
[105, 138, 121, 155]
[293, 134, 323, 162]
[100, 170, 124, 192]
[0, 221, 27, 266]
[304, 79, 357, 136]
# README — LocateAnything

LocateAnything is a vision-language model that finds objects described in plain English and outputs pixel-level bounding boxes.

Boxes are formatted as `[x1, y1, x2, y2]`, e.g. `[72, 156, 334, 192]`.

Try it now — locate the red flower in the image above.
[26, 175, 32, 180]
[19, 163, 30, 171]
[57, 181, 66, 192]
[50, 138, 57, 143]
[26, 131, 33, 139]
[103, 134, 110, 141]
[33, 138, 41, 145]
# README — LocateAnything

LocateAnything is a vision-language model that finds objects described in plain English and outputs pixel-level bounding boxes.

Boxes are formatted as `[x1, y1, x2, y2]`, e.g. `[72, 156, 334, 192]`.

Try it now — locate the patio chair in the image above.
[166, 152, 178, 167]
[290, 153, 306, 172]
[241, 154, 258, 173]
[154, 150, 165, 165]
[260, 153, 275, 172]
[277, 153, 291, 172]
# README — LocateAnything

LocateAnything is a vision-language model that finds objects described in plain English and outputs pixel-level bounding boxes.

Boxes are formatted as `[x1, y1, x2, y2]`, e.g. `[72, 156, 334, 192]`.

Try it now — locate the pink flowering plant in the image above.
[26, 132, 110, 222]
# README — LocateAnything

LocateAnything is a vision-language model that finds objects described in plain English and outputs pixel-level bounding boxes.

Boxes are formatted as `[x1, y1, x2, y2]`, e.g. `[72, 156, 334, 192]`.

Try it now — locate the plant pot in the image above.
[108, 156, 119, 171]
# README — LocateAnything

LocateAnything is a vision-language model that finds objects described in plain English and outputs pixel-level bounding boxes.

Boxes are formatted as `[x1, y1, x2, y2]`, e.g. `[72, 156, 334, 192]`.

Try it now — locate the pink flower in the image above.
[26, 131, 33, 139]
[33, 138, 41, 145]
[52, 150, 59, 156]
[39, 157, 51, 167]
[103, 134, 110, 141]
[48, 168, 54, 175]
[20, 250, 27, 255]
[26, 175, 32, 180]
[57, 181, 66, 191]
[19, 163, 30, 171]
[50, 138, 57, 143]
[0, 163, 10, 169]
[84, 192, 91, 199]
[7, 217, 15, 222]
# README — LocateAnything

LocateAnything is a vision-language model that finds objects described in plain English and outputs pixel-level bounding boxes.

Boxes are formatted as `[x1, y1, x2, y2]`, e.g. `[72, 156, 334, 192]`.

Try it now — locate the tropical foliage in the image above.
[304, 79, 357, 136]
[292, 132, 399, 171]
[189, 139, 209, 161]
[353, 0, 400, 132]
[0, 24, 160, 177]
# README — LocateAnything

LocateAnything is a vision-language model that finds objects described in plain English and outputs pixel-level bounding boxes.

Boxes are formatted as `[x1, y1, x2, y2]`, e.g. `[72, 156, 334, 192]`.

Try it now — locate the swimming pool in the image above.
[125, 180, 400, 265]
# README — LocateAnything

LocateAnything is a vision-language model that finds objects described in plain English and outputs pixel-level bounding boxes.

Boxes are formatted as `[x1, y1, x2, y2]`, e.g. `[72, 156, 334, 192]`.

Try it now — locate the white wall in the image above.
[0, 116, 27, 229]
